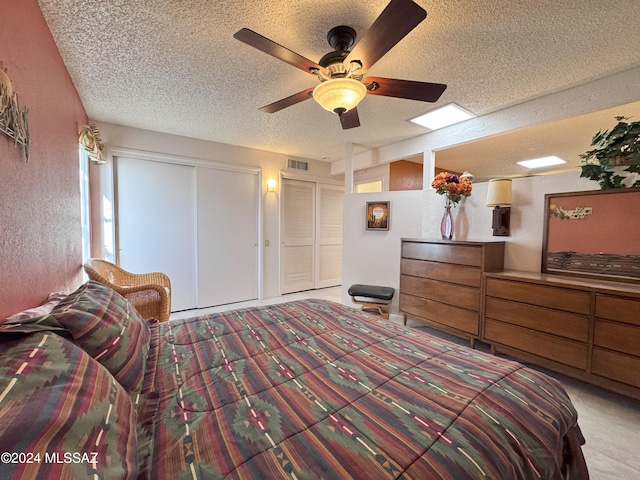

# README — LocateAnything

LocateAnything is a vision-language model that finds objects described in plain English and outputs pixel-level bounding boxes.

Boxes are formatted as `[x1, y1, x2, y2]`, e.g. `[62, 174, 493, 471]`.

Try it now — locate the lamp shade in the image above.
[313, 78, 367, 113]
[486, 179, 512, 207]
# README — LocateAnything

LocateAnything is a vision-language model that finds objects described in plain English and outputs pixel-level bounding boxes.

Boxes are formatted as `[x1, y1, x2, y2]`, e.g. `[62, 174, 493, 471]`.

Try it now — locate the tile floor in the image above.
[171, 286, 640, 480]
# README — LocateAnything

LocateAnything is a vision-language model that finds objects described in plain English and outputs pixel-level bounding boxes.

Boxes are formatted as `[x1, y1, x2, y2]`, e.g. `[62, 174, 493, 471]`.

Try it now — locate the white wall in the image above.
[89, 122, 340, 300]
[342, 190, 423, 310]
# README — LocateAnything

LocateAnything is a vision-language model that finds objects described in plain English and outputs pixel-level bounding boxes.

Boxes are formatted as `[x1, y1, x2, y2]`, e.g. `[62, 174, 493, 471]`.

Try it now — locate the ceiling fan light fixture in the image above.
[313, 78, 367, 114]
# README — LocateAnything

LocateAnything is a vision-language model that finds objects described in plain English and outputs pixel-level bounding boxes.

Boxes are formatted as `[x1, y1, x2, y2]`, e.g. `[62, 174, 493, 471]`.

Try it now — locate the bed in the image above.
[0, 281, 589, 479]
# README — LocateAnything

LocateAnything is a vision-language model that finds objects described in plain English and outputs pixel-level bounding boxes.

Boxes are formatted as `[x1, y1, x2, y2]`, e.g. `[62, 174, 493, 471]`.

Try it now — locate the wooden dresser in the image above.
[399, 239, 505, 347]
[484, 271, 640, 399]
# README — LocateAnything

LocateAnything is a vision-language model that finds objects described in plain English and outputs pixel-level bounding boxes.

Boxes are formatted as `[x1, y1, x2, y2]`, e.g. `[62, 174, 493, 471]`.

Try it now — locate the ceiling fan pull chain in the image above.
[348, 60, 363, 75]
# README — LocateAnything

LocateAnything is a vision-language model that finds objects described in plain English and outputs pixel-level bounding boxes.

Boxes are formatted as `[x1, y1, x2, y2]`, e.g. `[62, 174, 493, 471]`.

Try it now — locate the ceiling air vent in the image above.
[288, 159, 308, 171]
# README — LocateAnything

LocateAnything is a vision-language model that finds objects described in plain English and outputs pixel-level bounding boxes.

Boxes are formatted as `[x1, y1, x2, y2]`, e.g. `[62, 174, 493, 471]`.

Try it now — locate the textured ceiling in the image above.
[436, 100, 640, 182]
[38, 0, 640, 176]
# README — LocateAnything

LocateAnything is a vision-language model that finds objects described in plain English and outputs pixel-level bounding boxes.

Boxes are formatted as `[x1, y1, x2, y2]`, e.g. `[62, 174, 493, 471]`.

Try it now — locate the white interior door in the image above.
[316, 184, 343, 288]
[116, 156, 198, 311]
[281, 179, 315, 294]
[197, 166, 259, 307]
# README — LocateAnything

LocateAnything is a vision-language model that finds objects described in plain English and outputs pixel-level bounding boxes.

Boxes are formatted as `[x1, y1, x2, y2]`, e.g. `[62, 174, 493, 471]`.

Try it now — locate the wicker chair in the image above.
[83, 259, 172, 322]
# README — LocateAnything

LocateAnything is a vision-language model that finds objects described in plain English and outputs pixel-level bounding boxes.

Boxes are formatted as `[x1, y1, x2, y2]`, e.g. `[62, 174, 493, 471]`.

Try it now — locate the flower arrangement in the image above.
[431, 172, 473, 205]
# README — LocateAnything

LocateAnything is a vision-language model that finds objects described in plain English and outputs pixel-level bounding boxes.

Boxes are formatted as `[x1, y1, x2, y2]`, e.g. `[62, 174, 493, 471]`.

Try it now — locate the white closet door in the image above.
[281, 179, 315, 294]
[197, 167, 258, 307]
[116, 156, 198, 311]
[316, 184, 343, 288]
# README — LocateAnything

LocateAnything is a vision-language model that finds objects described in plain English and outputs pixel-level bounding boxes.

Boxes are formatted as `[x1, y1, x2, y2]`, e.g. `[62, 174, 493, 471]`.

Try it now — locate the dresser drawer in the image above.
[400, 293, 479, 335]
[400, 258, 481, 288]
[485, 319, 588, 370]
[592, 347, 640, 388]
[485, 278, 590, 315]
[400, 275, 479, 310]
[485, 297, 589, 342]
[595, 295, 640, 326]
[594, 319, 640, 356]
[402, 241, 482, 266]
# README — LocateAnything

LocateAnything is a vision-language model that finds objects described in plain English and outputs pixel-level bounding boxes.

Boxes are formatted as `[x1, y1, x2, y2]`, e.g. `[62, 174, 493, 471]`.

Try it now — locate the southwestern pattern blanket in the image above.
[0, 284, 587, 479]
[140, 299, 583, 479]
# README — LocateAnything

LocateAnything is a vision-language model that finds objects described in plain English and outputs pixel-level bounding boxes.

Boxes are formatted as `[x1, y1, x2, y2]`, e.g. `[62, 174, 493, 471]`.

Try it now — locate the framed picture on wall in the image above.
[542, 188, 640, 283]
[366, 201, 390, 231]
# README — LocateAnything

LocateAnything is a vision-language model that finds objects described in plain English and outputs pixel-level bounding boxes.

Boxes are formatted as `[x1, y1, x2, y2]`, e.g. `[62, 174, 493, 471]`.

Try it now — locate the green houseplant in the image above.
[579, 116, 640, 189]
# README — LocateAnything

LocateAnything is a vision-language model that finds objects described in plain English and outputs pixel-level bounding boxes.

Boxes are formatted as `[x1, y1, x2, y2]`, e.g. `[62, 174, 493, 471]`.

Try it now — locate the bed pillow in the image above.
[3, 292, 69, 323]
[0, 328, 138, 479]
[48, 281, 151, 392]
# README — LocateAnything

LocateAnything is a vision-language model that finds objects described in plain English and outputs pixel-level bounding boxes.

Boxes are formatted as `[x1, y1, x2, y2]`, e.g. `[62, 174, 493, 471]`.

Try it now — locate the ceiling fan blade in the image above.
[345, 0, 427, 73]
[259, 87, 315, 113]
[365, 77, 447, 102]
[339, 108, 360, 129]
[234, 28, 326, 76]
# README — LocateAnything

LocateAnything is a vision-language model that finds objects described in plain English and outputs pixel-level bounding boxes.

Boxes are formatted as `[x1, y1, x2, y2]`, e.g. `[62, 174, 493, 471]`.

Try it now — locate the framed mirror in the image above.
[542, 189, 640, 283]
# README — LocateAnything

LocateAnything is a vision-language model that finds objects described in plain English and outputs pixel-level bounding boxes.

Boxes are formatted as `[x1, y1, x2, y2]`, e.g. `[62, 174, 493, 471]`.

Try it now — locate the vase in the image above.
[440, 199, 454, 240]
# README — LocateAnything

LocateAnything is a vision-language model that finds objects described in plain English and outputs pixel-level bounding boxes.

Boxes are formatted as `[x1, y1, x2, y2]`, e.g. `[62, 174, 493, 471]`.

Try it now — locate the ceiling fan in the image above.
[234, 0, 447, 130]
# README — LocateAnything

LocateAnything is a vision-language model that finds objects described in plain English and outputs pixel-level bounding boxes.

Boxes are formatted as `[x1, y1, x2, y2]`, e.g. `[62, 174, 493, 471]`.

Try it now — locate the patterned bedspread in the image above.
[139, 299, 579, 479]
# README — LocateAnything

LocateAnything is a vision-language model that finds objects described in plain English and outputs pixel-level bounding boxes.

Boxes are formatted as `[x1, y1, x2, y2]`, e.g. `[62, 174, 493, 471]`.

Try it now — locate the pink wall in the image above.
[0, 0, 87, 319]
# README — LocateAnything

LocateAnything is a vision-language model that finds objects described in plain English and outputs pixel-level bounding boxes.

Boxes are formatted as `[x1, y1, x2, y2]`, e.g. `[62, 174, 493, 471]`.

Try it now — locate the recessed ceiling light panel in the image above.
[517, 156, 566, 169]
[410, 103, 475, 131]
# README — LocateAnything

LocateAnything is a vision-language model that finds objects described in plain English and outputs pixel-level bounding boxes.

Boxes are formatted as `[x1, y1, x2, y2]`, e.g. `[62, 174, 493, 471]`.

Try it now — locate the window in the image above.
[79, 146, 91, 265]
[355, 180, 383, 193]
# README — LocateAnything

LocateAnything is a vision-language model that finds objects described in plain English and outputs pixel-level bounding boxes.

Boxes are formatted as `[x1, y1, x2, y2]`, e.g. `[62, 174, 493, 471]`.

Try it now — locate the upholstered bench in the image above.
[348, 284, 395, 319]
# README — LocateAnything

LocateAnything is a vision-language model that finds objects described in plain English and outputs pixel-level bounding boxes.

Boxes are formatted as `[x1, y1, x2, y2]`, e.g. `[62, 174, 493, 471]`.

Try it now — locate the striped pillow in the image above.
[48, 281, 151, 392]
[0, 329, 138, 479]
